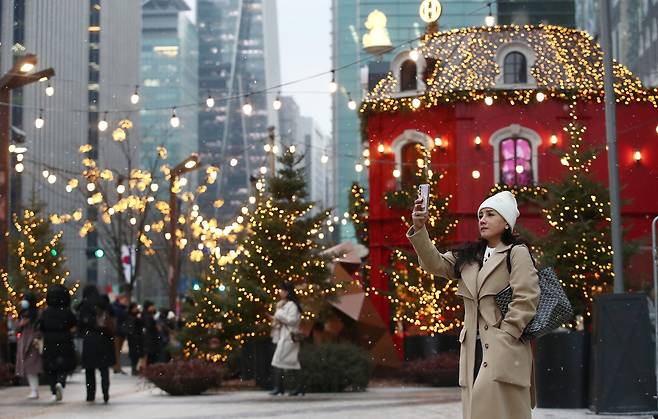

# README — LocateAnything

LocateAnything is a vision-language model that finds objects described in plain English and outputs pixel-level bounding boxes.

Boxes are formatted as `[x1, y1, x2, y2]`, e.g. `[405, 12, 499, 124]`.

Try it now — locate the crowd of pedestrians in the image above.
[7, 284, 175, 403]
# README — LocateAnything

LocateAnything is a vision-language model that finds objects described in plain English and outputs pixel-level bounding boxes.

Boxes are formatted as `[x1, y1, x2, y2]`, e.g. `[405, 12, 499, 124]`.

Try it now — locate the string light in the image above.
[409, 46, 420, 62]
[230, 158, 238, 167]
[170, 108, 180, 128]
[355, 163, 363, 172]
[35, 109, 44, 129]
[98, 112, 108, 132]
[289, 145, 296, 153]
[47, 174, 56, 184]
[485, 2, 495, 27]
[206, 94, 215, 108]
[117, 184, 126, 194]
[536, 92, 545, 102]
[484, 96, 494, 106]
[328, 70, 338, 93]
[321, 154, 329, 164]
[412, 97, 422, 108]
[45, 81, 54, 97]
[272, 94, 282, 111]
[242, 96, 253, 116]
[347, 93, 357, 110]
[15, 163, 24, 173]
[130, 85, 140, 104]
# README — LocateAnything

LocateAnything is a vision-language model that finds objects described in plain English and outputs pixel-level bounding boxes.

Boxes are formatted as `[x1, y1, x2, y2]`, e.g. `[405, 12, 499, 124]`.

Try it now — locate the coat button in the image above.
[483, 362, 488, 368]
[484, 343, 489, 349]
[484, 325, 489, 330]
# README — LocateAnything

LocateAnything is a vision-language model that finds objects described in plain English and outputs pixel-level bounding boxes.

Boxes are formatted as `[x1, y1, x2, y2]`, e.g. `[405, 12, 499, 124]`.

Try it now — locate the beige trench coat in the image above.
[271, 301, 301, 370]
[407, 226, 539, 419]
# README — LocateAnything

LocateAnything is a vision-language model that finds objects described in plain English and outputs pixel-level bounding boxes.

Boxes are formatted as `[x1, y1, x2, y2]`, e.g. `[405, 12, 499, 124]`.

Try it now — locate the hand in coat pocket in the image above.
[487, 326, 532, 387]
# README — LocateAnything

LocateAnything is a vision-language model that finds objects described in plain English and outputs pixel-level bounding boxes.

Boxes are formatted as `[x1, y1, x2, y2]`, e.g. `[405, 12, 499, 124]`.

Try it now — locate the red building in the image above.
[359, 25, 658, 324]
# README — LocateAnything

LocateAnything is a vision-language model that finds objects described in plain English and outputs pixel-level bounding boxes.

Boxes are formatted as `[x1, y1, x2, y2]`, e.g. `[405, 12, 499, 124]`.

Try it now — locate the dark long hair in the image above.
[280, 282, 302, 314]
[452, 228, 528, 278]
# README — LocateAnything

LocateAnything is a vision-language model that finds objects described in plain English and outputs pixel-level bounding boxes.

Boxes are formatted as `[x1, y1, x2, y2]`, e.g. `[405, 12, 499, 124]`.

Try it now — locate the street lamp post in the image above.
[167, 153, 200, 310]
[0, 54, 54, 275]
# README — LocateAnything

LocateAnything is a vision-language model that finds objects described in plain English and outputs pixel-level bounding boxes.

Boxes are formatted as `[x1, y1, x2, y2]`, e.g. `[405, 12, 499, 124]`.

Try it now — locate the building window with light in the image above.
[500, 137, 533, 186]
[400, 60, 418, 91]
[503, 52, 527, 84]
[400, 142, 424, 186]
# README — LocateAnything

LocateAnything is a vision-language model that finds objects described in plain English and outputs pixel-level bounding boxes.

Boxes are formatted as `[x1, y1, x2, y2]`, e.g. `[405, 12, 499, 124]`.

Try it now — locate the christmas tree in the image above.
[383, 144, 461, 335]
[1, 208, 72, 317]
[535, 103, 634, 324]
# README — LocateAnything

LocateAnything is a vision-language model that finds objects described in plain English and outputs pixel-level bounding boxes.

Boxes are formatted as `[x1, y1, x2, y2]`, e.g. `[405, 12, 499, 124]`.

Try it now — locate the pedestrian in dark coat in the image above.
[77, 285, 115, 403]
[15, 292, 42, 399]
[141, 301, 160, 366]
[111, 294, 129, 374]
[124, 302, 143, 375]
[40, 284, 77, 402]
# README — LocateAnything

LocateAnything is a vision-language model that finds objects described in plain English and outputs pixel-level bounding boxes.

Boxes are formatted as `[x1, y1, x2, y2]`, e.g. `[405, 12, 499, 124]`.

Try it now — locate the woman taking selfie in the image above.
[407, 191, 539, 419]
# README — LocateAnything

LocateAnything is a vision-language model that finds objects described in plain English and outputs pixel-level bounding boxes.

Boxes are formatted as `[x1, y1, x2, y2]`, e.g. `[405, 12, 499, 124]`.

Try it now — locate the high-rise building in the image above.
[196, 0, 281, 221]
[0, 0, 141, 287]
[140, 0, 199, 175]
[332, 0, 488, 241]
[496, 0, 575, 27]
[300, 116, 333, 212]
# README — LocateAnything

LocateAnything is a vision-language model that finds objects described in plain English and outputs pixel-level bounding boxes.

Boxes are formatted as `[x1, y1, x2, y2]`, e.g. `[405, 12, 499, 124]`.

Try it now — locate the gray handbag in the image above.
[495, 245, 574, 340]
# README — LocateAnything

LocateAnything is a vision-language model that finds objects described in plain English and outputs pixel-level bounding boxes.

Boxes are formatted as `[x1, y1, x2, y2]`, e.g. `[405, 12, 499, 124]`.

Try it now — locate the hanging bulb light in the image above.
[289, 145, 296, 153]
[377, 143, 385, 153]
[98, 112, 108, 132]
[347, 93, 357, 110]
[485, 2, 495, 27]
[15, 163, 24, 173]
[242, 97, 253, 115]
[117, 184, 126, 194]
[321, 154, 329, 164]
[35, 109, 45, 129]
[484, 96, 494, 106]
[412, 97, 422, 108]
[355, 163, 363, 173]
[550, 134, 558, 146]
[45, 81, 54, 97]
[170, 108, 180, 128]
[536, 92, 546, 102]
[272, 93, 282, 111]
[328, 70, 338, 93]
[130, 85, 140, 104]
[47, 174, 57, 184]
[409, 46, 420, 62]
[206, 93, 215, 108]
[230, 158, 238, 167]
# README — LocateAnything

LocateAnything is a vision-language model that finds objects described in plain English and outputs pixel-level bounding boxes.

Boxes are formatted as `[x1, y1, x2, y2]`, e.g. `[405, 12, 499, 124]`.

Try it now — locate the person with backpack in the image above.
[40, 284, 77, 402]
[77, 285, 116, 403]
[407, 191, 539, 419]
[14, 292, 42, 399]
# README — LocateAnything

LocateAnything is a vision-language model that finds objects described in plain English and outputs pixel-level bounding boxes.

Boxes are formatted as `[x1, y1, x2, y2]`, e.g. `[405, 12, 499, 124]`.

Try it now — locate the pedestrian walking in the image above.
[407, 191, 539, 419]
[141, 301, 160, 367]
[124, 302, 143, 375]
[111, 294, 129, 374]
[14, 292, 42, 399]
[40, 284, 77, 403]
[267, 282, 304, 396]
[77, 285, 116, 403]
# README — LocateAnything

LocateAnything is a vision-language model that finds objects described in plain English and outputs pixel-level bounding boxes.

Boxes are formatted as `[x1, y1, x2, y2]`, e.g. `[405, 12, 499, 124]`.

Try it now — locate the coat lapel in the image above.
[476, 243, 512, 296]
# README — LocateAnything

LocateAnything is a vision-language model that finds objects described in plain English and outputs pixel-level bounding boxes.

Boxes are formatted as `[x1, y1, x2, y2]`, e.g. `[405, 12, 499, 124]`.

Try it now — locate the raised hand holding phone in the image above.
[412, 184, 430, 231]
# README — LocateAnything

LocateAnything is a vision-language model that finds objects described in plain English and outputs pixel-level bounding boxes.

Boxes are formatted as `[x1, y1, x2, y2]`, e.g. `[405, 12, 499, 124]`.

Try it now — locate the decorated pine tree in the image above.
[537, 104, 634, 324]
[179, 253, 244, 363]
[232, 151, 333, 328]
[1, 208, 72, 316]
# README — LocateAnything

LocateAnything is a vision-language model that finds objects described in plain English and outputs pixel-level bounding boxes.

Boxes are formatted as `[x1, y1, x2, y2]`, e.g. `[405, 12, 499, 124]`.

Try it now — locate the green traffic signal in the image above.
[94, 248, 105, 258]
[50, 248, 58, 257]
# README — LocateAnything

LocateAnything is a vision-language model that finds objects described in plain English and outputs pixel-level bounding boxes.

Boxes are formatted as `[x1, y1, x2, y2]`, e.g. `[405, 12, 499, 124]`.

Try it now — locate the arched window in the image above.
[503, 52, 527, 84]
[400, 59, 418, 91]
[400, 142, 424, 187]
[500, 138, 533, 186]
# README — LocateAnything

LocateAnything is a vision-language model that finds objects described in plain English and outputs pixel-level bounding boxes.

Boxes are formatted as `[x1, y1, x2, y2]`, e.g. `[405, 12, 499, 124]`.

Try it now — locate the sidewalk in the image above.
[0, 371, 653, 419]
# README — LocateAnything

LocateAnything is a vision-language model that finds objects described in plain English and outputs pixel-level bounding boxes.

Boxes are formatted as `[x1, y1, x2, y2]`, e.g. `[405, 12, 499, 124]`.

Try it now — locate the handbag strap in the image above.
[506, 244, 537, 273]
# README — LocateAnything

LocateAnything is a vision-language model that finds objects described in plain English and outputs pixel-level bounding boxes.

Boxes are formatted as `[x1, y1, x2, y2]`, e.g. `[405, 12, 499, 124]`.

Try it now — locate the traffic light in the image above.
[50, 248, 58, 257]
[94, 248, 105, 258]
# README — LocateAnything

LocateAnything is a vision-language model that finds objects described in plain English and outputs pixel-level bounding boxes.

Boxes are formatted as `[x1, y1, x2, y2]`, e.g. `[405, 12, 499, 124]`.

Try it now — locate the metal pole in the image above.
[599, 0, 625, 293]
[651, 217, 658, 406]
[0, 89, 10, 276]
[167, 177, 178, 310]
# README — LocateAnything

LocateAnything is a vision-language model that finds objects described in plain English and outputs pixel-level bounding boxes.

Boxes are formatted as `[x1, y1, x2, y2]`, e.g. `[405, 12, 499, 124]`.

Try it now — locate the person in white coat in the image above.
[267, 282, 304, 396]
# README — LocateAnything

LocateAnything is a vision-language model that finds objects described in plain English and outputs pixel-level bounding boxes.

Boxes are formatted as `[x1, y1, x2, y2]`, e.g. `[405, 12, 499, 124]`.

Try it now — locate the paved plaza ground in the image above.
[0, 372, 653, 419]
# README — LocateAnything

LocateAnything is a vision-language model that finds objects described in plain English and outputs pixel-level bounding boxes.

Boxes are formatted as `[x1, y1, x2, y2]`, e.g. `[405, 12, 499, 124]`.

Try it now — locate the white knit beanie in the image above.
[477, 191, 520, 230]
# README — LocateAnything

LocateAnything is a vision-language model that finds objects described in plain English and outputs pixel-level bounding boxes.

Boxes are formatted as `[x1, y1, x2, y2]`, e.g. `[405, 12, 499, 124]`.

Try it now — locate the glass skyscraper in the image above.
[332, 0, 487, 241]
[196, 0, 280, 221]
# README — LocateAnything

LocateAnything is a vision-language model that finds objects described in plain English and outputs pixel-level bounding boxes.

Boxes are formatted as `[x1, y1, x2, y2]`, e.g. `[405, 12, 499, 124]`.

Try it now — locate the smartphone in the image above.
[418, 184, 429, 213]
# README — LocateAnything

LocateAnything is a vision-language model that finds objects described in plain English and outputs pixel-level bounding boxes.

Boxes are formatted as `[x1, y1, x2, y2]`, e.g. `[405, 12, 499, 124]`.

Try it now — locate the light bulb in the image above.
[515, 165, 524, 174]
[536, 92, 545, 102]
[484, 96, 494, 106]
[347, 95, 357, 110]
[472, 170, 481, 179]
[129, 217, 137, 225]
[355, 164, 363, 172]
[550, 135, 558, 146]
[230, 158, 238, 167]
[393, 169, 401, 178]
[412, 98, 422, 108]
[117, 184, 126, 194]
[409, 48, 419, 61]
[206, 95, 215, 108]
[264, 144, 271, 152]
[362, 149, 370, 157]
[377, 143, 385, 153]
[15, 163, 24, 173]
[273, 96, 282, 110]
[150, 183, 159, 192]
[47, 174, 56, 184]
[130, 86, 140, 104]
[86, 183, 96, 192]
[485, 14, 495, 27]
[289, 145, 296, 153]
[16, 153, 23, 162]
[434, 137, 443, 147]
[42, 170, 49, 178]
[474, 136, 482, 146]
[170, 109, 180, 128]
[329, 71, 338, 93]
[321, 154, 329, 164]
[98, 118, 108, 132]
[242, 102, 253, 115]
[45, 83, 54, 97]
[35, 111, 45, 129]
[260, 166, 267, 175]
[633, 150, 642, 162]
